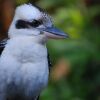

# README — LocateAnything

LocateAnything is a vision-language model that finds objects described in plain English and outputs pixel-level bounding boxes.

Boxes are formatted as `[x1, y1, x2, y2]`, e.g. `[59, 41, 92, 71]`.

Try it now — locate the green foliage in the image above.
[16, 0, 29, 5]
[16, 0, 100, 100]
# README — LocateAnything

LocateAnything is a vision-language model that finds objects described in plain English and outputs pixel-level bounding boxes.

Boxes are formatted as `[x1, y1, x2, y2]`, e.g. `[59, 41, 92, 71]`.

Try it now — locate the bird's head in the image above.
[8, 4, 69, 43]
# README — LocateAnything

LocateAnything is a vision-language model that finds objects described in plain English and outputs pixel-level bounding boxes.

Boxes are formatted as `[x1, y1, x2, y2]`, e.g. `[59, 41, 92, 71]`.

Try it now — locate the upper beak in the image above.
[38, 26, 69, 39]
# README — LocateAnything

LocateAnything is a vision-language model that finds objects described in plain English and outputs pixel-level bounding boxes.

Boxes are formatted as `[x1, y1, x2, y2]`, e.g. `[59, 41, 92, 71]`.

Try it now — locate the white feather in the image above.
[0, 36, 49, 98]
[15, 4, 42, 21]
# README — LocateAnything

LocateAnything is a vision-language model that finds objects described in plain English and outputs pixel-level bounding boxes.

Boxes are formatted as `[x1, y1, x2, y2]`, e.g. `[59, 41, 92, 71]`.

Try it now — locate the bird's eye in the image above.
[30, 20, 42, 27]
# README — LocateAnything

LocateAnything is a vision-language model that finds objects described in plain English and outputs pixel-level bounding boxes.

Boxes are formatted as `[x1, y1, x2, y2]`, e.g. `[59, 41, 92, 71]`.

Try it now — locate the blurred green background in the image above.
[0, 0, 100, 100]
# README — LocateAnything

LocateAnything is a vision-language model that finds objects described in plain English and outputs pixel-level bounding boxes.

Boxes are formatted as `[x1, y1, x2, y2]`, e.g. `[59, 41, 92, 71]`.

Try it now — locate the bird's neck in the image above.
[9, 35, 47, 45]
[3, 36, 48, 63]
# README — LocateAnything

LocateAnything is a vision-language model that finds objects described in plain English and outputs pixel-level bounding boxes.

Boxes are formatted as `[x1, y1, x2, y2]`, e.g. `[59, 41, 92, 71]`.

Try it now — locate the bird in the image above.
[0, 3, 69, 100]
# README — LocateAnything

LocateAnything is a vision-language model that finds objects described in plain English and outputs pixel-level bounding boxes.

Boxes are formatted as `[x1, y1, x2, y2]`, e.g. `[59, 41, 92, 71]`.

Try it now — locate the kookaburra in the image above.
[0, 3, 69, 100]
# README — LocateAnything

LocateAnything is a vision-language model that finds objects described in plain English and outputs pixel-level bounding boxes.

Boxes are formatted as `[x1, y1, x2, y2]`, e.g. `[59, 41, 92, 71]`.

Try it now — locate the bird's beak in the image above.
[38, 26, 69, 39]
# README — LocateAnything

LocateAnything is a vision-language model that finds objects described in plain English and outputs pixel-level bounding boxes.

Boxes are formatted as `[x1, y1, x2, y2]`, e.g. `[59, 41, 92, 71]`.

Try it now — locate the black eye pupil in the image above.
[30, 20, 42, 27]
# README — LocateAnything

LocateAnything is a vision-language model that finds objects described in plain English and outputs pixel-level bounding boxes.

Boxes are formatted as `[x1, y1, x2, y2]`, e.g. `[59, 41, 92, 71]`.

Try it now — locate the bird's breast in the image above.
[21, 61, 49, 94]
[0, 37, 49, 96]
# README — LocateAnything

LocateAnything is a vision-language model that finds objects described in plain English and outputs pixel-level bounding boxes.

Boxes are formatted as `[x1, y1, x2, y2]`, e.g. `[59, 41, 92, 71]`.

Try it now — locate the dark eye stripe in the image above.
[16, 19, 43, 29]
[16, 20, 28, 29]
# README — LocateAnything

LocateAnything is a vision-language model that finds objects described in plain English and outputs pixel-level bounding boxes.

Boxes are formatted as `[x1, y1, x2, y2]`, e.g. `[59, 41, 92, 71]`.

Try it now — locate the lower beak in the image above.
[38, 27, 69, 39]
